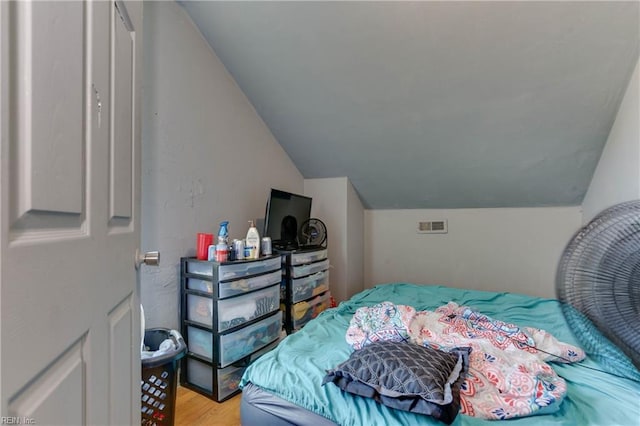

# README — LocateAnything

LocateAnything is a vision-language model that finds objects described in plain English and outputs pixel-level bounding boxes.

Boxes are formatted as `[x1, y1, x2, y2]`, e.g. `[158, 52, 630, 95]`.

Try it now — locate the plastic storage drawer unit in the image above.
[180, 255, 283, 402]
[291, 270, 329, 303]
[186, 270, 281, 298]
[183, 339, 279, 402]
[185, 277, 213, 293]
[217, 285, 279, 331]
[290, 258, 330, 279]
[219, 311, 281, 367]
[186, 256, 280, 280]
[186, 285, 279, 331]
[186, 326, 214, 361]
[186, 359, 243, 401]
[291, 292, 330, 330]
[281, 248, 331, 334]
[218, 270, 281, 298]
[187, 311, 282, 367]
[290, 249, 327, 266]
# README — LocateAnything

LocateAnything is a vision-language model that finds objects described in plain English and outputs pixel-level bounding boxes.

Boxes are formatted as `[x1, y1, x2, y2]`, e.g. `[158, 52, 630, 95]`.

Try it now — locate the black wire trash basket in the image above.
[141, 328, 187, 426]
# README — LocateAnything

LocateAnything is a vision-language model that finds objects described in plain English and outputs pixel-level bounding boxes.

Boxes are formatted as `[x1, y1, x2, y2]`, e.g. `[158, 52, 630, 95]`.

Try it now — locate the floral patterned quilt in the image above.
[346, 301, 585, 420]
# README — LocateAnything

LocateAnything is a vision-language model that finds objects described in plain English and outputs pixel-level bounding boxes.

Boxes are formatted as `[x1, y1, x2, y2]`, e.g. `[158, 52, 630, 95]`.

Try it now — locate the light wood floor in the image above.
[175, 386, 241, 426]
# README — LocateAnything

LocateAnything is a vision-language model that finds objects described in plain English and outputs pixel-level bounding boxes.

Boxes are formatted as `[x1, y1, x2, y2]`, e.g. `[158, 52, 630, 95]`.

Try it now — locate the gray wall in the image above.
[346, 180, 365, 300]
[140, 2, 303, 329]
[582, 59, 640, 223]
[364, 207, 581, 298]
[138, 2, 638, 328]
[179, 1, 640, 211]
[304, 178, 365, 303]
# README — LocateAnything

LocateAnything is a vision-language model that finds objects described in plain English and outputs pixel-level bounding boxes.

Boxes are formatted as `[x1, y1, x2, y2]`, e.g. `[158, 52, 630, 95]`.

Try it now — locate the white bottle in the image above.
[246, 220, 261, 259]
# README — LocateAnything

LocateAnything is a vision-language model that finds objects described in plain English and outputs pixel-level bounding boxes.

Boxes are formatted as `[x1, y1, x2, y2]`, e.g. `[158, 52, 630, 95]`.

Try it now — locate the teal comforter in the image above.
[240, 283, 640, 425]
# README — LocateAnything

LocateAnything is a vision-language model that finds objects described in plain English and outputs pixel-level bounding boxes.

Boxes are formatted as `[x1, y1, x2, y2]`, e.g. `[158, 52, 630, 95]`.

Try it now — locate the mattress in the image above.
[241, 382, 337, 426]
[240, 283, 640, 425]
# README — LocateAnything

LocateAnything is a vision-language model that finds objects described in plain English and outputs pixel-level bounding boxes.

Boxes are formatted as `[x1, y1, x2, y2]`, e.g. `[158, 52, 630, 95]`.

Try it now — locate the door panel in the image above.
[109, 294, 135, 426]
[1, 1, 143, 424]
[9, 0, 86, 237]
[110, 3, 134, 223]
[8, 338, 86, 424]
[14, 1, 84, 218]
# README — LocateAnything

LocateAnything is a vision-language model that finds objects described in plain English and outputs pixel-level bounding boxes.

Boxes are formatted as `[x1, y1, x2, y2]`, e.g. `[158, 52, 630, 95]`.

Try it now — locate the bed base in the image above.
[241, 382, 337, 426]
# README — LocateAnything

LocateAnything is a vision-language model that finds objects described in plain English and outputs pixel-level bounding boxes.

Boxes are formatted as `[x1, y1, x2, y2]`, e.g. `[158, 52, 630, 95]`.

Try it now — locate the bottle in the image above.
[215, 241, 228, 262]
[233, 239, 245, 260]
[245, 220, 261, 259]
[227, 245, 236, 261]
[218, 221, 229, 245]
[216, 221, 229, 262]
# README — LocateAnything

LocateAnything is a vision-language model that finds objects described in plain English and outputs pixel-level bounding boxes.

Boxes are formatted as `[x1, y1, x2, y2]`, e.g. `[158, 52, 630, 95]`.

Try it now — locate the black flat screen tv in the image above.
[264, 188, 312, 251]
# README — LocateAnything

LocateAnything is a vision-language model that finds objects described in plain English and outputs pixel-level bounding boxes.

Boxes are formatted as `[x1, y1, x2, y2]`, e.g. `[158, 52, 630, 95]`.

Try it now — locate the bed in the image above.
[239, 283, 640, 426]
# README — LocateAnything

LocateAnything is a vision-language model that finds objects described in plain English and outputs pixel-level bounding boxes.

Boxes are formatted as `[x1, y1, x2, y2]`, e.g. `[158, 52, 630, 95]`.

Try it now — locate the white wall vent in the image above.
[417, 220, 448, 234]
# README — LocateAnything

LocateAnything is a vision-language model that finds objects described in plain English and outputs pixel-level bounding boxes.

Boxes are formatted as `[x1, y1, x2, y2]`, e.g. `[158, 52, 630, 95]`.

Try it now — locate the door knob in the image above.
[135, 249, 160, 269]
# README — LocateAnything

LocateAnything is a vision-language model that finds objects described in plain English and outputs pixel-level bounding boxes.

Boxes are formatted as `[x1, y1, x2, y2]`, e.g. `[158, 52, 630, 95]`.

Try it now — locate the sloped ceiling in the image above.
[179, 1, 639, 209]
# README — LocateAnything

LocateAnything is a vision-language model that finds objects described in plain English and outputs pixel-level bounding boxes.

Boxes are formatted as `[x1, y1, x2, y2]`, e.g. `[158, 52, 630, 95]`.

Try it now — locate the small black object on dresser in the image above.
[179, 255, 282, 402]
[280, 248, 331, 334]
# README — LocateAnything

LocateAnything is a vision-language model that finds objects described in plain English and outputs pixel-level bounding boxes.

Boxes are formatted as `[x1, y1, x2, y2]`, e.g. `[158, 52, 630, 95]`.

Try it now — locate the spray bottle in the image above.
[216, 221, 229, 262]
[218, 221, 229, 244]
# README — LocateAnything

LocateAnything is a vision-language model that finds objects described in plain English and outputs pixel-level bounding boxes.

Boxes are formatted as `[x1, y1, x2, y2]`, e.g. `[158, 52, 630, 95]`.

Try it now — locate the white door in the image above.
[0, 1, 143, 425]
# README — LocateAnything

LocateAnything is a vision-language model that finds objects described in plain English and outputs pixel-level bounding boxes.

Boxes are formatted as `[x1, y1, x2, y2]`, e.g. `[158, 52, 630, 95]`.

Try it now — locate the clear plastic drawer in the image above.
[184, 339, 281, 401]
[292, 292, 330, 330]
[185, 358, 243, 401]
[186, 277, 213, 293]
[186, 357, 213, 393]
[219, 311, 282, 367]
[291, 270, 329, 303]
[187, 325, 214, 361]
[290, 249, 327, 266]
[186, 285, 279, 331]
[186, 293, 213, 326]
[218, 257, 281, 280]
[217, 364, 245, 401]
[218, 285, 279, 331]
[185, 260, 216, 277]
[290, 258, 329, 278]
[185, 256, 280, 280]
[219, 270, 281, 298]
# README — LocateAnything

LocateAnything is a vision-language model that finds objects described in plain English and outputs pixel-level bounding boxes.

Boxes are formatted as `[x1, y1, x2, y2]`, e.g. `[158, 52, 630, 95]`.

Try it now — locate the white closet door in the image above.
[0, 1, 143, 424]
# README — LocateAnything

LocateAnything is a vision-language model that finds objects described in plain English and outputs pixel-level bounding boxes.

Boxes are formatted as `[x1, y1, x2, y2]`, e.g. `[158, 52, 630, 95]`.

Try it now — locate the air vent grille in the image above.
[417, 220, 448, 234]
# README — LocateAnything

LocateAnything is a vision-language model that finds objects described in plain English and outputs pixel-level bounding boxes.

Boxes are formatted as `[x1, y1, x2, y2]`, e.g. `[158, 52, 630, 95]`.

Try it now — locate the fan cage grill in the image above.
[557, 200, 640, 371]
[299, 218, 327, 248]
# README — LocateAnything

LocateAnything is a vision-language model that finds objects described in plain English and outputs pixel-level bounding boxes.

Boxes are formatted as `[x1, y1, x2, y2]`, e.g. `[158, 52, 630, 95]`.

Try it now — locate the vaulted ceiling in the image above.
[179, 1, 639, 209]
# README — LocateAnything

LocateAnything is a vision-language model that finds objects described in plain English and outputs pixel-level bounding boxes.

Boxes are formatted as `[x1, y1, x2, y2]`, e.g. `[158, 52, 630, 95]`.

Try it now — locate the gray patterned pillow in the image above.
[323, 341, 469, 424]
